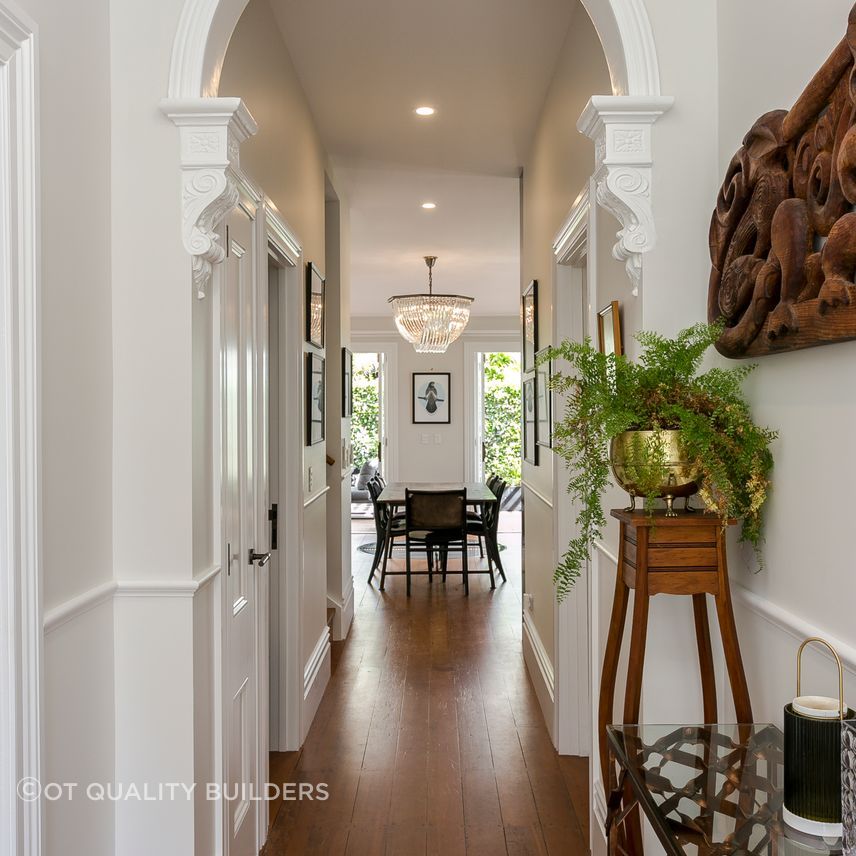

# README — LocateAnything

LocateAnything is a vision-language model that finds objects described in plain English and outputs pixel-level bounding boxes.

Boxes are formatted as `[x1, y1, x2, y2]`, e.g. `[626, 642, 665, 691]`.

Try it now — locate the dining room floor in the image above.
[263, 524, 590, 855]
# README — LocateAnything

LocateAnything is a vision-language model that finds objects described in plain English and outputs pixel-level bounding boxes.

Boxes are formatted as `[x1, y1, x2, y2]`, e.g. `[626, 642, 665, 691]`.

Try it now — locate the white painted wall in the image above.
[520, 5, 612, 667]
[11, 0, 116, 851]
[715, 0, 856, 714]
[220, 0, 354, 670]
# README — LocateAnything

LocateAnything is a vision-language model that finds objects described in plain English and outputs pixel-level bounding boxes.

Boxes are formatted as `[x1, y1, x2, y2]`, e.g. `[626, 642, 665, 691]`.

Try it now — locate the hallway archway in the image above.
[167, 0, 662, 100]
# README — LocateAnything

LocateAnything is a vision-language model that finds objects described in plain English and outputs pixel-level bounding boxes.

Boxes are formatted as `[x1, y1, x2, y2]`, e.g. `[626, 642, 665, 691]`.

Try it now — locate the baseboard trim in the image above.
[732, 581, 856, 675]
[304, 625, 331, 698]
[326, 582, 354, 642]
[522, 610, 555, 741]
[302, 625, 331, 741]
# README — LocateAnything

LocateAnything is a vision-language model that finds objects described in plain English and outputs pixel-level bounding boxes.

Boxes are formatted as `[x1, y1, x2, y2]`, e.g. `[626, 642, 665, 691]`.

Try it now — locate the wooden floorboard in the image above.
[263, 524, 589, 855]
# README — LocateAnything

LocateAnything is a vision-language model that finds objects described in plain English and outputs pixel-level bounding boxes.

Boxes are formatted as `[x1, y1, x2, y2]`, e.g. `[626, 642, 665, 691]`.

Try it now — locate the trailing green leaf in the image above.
[541, 323, 777, 601]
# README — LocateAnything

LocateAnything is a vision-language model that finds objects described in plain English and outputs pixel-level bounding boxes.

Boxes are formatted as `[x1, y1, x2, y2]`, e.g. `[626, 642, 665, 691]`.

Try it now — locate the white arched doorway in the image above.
[161, 5, 673, 855]
[163, 0, 672, 309]
[167, 0, 662, 100]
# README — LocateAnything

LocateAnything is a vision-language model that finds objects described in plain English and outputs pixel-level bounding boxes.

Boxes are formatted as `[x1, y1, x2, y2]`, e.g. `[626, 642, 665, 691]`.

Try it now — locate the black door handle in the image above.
[248, 549, 272, 567]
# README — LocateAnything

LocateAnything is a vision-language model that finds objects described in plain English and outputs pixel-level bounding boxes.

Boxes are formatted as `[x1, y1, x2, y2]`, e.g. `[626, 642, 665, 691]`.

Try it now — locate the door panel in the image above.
[223, 205, 258, 856]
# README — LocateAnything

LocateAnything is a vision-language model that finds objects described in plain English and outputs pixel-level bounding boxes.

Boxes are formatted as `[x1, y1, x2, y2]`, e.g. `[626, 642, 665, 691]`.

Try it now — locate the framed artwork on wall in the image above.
[523, 375, 538, 465]
[522, 280, 538, 372]
[305, 262, 326, 349]
[305, 352, 325, 445]
[342, 347, 353, 417]
[412, 372, 450, 424]
[598, 300, 623, 356]
[535, 348, 552, 448]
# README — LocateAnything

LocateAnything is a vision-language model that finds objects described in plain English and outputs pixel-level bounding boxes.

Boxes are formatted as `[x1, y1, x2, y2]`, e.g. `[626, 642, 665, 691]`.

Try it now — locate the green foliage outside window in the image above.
[351, 355, 380, 468]
[483, 352, 521, 486]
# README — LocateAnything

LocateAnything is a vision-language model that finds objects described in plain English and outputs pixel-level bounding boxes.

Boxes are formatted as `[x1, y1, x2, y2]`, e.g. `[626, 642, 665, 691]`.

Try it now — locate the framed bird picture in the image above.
[412, 372, 450, 424]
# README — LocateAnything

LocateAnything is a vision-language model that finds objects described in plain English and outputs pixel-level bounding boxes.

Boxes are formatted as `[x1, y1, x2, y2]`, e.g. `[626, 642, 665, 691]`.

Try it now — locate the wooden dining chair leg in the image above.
[478, 536, 484, 558]
[405, 536, 412, 597]
[490, 534, 506, 581]
[427, 544, 434, 583]
[462, 536, 469, 596]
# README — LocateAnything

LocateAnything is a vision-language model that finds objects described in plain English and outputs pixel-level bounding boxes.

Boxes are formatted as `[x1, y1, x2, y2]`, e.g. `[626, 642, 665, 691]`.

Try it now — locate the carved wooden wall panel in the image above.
[709, 3, 856, 357]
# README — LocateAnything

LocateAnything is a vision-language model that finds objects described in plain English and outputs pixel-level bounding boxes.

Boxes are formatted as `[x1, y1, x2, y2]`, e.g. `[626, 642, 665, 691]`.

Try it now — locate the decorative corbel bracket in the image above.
[160, 97, 258, 298]
[578, 95, 674, 297]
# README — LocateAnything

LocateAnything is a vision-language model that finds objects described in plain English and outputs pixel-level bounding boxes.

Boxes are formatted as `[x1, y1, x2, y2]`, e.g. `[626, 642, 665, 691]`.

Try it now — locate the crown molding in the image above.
[578, 95, 674, 297]
[160, 96, 258, 298]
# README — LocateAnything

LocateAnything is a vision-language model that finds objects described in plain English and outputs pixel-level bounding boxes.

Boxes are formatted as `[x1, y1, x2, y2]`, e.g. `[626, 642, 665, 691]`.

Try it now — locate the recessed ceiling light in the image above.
[421, 202, 436, 209]
[415, 106, 435, 116]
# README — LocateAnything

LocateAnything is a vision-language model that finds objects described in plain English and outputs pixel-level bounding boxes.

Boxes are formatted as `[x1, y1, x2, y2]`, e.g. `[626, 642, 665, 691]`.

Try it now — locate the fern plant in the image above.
[543, 323, 777, 601]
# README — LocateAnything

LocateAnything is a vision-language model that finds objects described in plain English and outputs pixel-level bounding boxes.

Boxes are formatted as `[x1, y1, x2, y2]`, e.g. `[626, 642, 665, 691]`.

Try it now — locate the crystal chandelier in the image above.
[388, 256, 474, 353]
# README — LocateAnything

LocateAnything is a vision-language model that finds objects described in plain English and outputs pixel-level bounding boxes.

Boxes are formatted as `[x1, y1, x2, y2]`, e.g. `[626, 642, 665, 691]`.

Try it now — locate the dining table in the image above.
[374, 482, 500, 594]
[376, 481, 498, 509]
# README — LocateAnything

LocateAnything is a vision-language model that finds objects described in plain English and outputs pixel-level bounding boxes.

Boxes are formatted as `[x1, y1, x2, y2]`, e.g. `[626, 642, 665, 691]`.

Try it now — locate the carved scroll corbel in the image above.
[595, 165, 654, 296]
[160, 97, 258, 298]
[182, 169, 239, 298]
[578, 95, 674, 297]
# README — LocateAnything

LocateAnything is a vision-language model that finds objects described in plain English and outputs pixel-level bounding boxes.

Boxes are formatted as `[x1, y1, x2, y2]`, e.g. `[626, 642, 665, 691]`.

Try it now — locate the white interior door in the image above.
[223, 206, 259, 856]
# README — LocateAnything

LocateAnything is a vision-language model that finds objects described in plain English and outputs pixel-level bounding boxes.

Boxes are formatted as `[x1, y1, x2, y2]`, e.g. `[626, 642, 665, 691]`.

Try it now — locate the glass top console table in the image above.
[605, 723, 843, 855]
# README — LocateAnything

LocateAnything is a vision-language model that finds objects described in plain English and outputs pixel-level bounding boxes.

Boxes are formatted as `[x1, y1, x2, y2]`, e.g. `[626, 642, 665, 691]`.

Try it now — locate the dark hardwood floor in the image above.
[263, 522, 590, 855]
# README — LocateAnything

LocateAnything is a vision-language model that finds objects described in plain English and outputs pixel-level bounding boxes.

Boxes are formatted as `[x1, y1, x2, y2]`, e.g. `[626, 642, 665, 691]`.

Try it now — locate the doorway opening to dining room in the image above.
[350, 349, 394, 521]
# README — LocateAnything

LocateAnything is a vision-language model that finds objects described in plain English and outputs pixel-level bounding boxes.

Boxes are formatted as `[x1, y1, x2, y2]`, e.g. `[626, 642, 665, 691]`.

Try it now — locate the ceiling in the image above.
[338, 165, 520, 317]
[268, 0, 580, 316]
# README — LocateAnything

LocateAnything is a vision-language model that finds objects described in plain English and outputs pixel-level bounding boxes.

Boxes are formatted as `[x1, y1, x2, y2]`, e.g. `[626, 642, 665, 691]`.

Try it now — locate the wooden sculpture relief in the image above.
[709, 3, 856, 357]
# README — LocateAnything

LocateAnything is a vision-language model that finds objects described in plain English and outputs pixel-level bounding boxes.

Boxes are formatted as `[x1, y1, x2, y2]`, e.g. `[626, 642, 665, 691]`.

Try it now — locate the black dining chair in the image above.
[401, 488, 468, 596]
[466, 478, 507, 584]
[367, 477, 404, 584]
[467, 473, 500, 556]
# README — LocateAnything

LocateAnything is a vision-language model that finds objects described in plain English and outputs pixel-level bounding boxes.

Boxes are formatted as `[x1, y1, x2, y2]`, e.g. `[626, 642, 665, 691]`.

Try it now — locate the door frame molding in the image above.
[260, 204, 305, 763]
[349, 335, 399, 484]
[0, 5, 42, 854]
[262, 201, 304, 763]
[462, 335, 520, 483]
[551, 185, 597, 763]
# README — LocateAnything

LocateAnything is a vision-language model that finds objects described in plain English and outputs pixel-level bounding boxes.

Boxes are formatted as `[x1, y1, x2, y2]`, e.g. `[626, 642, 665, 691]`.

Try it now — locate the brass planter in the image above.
[609, 429, 701, 516]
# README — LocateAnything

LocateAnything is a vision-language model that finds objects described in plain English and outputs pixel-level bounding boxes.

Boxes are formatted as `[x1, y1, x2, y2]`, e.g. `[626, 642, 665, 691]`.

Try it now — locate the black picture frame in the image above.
[412, 372, 451, 424]
[523, 375, 538, 465]
[305, 262, 326, 349]
[522, 280, 538, 373]
[342, 347, 353, 417]
[305, 352, 325, 445]
[535, 348, 552, 449]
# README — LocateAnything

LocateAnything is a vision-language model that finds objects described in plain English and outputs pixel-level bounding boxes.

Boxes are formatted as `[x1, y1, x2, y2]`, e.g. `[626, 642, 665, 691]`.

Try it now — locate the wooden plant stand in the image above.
[599, 509, 753, 854]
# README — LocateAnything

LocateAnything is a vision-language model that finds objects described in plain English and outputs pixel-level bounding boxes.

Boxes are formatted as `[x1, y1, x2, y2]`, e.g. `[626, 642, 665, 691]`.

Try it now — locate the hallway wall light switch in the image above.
[420, 433, 429, 444]
[434, 433, 441, 444]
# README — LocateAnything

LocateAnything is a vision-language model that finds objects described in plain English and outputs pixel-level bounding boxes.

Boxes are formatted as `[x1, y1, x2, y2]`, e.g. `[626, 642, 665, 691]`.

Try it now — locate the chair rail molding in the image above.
[577, 95, 674, 298]
[159, 96, 257, 299]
